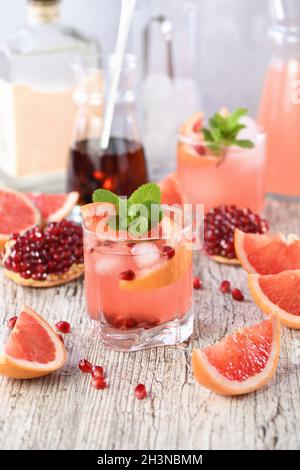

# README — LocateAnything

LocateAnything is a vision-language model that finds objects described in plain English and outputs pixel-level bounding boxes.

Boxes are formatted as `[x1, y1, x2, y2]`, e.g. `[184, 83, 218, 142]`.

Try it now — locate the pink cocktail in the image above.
[82, 204, 193, 351]
[176, 112, 266, 214]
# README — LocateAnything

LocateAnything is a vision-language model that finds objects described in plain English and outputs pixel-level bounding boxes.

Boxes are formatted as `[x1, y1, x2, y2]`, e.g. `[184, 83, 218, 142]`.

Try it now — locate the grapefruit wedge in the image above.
[120, 243, 192, 291]
[234, 229, 300, 274]
[158, 172, 186, 207]
[249, 270, 300, 329]
[192, 316, 280, 396]
[0, 305, 67, 379]
[0, 187, 40, 250]
[179, 111, 204, 138]
[26, 191, 79, 224]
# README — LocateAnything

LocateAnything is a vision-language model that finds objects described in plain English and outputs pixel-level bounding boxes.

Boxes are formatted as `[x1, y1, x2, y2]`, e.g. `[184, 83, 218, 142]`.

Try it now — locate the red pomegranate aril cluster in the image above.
[55, 321, 71, 334]
[204, 205, 268, 260]
[78, 358, 107, 389]
[4, 220, 83, 280]
[7, 316, 17, 329]
[134, 383, 147, 400]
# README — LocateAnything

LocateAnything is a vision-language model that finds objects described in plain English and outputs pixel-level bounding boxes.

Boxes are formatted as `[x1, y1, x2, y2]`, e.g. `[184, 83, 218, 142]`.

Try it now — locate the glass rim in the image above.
[82, 204, 193, 244]
[177, 127, 266, 153]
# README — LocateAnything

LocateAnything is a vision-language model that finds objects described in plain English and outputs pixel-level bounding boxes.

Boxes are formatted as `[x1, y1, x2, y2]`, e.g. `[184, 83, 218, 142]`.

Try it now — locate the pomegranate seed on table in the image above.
[231, 288, 244, 302]
[119, 269, 136, 281]
[162, 245, 175, 260]
[134, 383, 147, 400]
[92, 376, 108, 390]
[78, 359, 93, 373]
[220, 280, 231, 294]
[55, 321, 71, 334]
[91, 366, 105, 379]
[7, 316, 17, 329]
[193, 277, 202, 290]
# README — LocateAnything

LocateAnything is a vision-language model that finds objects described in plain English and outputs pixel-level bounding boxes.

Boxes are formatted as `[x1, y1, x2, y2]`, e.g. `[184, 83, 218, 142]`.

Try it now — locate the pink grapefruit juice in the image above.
[177, 133, 265, 213]
[258, 59, 300, 196]
[82, 207, 193, 350]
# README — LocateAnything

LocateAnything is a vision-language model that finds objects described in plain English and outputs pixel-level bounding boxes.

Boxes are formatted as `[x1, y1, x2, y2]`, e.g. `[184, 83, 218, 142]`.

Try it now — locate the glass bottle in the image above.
[258, 0, 300, 198]
[0, 0, 99, 190]
[67, 54, 148, 205]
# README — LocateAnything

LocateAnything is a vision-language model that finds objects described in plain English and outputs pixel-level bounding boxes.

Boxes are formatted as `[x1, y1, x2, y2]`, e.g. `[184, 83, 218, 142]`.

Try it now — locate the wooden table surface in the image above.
[0, 199, 300, 450]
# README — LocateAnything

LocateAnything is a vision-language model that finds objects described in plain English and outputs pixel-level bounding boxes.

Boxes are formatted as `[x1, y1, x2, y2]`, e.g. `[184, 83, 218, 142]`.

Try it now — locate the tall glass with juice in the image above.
[258, 0, 300, 197]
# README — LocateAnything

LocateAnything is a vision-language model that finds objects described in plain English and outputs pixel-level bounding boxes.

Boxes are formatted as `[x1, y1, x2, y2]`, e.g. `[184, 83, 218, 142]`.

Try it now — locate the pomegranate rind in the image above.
[0, 305, 67, 379]
[3, 240, 84, 288]
[158, 172, 187, 207]
[248, 271, 300, 329]
[26, 191, 79, 224]
[235, 229, 300, 274]
[0, 187, 40, 250]
[192, 316, 280, 396]
[4, 264, 84, 288]
[210, 255, 240, 266]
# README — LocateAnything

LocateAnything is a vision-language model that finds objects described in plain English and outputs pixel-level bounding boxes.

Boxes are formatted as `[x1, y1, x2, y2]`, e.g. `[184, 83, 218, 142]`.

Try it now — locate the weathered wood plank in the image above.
[0, 200, 300, 450]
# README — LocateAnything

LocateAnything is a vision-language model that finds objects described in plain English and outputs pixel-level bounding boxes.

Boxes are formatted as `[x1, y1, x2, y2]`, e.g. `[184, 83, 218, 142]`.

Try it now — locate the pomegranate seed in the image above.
[162, 245, 175, 260]
[220, 280, 231, 294]
[119, 269, 135, 281]
[55, 321, 71, 334]
[92, 376, 107, 390]
[231, 288, 244, 302]
[193, 277, 202, 290]
[91, 366, 105, 379]
[7, 316, 17, 329]
[78, 359, 93, 373]
[134, 383, 147, 400]
[203, 205, 268, 260]
[194, 144, 206, 155]
[57, 334, 64, 344]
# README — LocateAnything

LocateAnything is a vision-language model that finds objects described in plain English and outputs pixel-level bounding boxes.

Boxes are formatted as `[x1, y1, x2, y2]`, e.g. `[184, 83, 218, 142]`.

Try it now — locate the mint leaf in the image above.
[128, 183, 161, 207]
[92, 188, 120, 206]
[202, 108, 255, 154]
[233, 139, 255, 149]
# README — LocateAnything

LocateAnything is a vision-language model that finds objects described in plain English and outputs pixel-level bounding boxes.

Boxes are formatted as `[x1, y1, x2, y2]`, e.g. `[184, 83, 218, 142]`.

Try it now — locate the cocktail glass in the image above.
[83, 206, 193, 351]
[177, 131, 266, 214]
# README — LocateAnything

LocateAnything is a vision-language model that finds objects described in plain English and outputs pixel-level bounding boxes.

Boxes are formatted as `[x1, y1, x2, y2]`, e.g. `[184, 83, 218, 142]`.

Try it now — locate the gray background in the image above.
[0, 0, 271, 116]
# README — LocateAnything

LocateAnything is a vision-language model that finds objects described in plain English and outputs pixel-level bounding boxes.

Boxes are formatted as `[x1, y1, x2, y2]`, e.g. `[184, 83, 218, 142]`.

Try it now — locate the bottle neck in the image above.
[27, 1, 61, 25]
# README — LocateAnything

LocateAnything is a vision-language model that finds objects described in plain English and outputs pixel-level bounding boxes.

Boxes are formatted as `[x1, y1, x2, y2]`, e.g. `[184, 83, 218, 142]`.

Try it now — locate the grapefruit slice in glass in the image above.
[234, 229, 300, 274]
[249, 270, 300, 329]
[0, 187, 40, 250]
[158, 172, 186, 207]
[192, 316, 280, 396]
[26, 191, 79, 224]
[0, 305, 67, 379]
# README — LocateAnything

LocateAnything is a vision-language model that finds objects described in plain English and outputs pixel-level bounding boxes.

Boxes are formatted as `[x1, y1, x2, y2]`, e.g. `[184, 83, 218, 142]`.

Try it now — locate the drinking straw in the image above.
[100, 0, 137, 150]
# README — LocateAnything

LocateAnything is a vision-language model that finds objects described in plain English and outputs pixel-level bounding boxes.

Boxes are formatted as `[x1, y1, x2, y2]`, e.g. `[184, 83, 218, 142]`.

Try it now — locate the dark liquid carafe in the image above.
[68, 137, 148, 204]
[67, 54, 148, 203]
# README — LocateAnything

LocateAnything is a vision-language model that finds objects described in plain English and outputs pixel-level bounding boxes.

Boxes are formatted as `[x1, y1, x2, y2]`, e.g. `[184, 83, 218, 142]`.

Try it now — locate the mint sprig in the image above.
[202, 108, 255, 155]
[92, 183, 163, 236]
